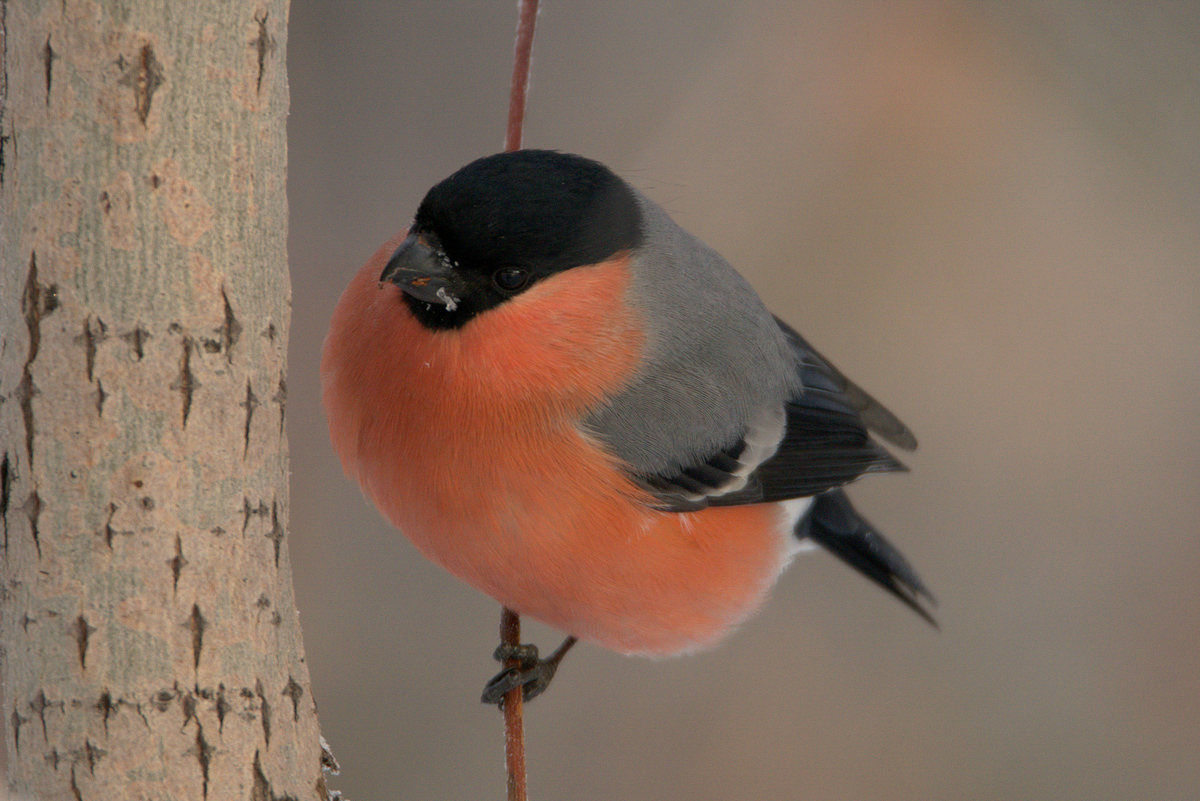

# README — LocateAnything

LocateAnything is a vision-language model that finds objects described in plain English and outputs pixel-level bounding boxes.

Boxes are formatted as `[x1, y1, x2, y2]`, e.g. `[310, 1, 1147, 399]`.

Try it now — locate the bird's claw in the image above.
[481, 643, 559, 706]
[492, 642, 540, 666]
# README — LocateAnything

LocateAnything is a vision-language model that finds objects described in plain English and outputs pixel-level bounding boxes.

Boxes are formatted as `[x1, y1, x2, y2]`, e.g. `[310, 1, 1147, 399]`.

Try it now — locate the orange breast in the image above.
[322, 237, 790, 656]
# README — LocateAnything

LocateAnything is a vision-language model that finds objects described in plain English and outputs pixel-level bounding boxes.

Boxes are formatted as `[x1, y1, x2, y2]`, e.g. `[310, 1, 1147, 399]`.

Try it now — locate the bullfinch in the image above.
[322, 150, 934, 702]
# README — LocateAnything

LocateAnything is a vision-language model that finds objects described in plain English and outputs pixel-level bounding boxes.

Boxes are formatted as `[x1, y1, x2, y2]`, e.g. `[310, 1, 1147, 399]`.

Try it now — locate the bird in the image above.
[321, 149, 934, 703]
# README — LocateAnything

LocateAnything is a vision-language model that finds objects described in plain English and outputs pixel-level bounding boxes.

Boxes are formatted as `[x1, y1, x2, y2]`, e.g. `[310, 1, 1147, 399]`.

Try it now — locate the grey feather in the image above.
[580, 191, 916, 514]
[581, 194, 800, 480]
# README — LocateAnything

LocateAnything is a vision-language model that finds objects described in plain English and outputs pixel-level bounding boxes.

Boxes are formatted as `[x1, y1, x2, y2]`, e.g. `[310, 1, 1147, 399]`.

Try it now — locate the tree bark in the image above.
[0, 2, 327, 799]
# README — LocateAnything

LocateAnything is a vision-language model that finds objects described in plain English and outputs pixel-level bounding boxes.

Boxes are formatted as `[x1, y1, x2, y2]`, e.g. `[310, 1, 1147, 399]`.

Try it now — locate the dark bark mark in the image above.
[258, 595, 280, 627]
[118, 43, 164, 126]
[22, 252, 59, 355]
[47, 747, 60, 770]
[194, 723, 213, 800]
[121, 325, 150, 360]
[272, 375, 287, 436]
[24, 490, 42, 558]
[30, 689, 51, 742]
[83, 738, 105, 775]
[251, 751, 269, 801]
[21, 252, 59, 465]
[220, 287, 242, 363]
[242, 497, 268, 535]
[69, 764, 82, 801]
[73, 615, 95, 670]
[21, 612, 35, 632]
[264, 322, 277, 342]
[252, 12, 275, 96]
[14, 370, 36, 466]
[169, 534, 187, 593]
[216, 684, 230, 733]
[189, 604, 206, 670]
[281, 676, 303, 722]
[95, 379, 108, 416]
[182, 689, 197, 729]
[151, 687, 176, 713]
[75, 316, 108, 382]
[0, 6, 6, 163]
[250, 749, 300, 801]
[99, 502, 117, 549]
[169, 336, 198, 428]
[11, 707, 26, 755]
[1, 451, 11, 551]
[241, 380, 259, 457]
[255, 679, 271, 747]
[96, 690, 114, 734]
[0, 24, 12, 184]
[126, 698, 150, 728]
[267, 500, 284, 568]
[42, 36, 56, 106]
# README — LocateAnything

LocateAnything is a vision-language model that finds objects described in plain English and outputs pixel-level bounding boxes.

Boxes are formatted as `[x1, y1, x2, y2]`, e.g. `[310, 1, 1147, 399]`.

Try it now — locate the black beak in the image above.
[380, 235, 465, 311]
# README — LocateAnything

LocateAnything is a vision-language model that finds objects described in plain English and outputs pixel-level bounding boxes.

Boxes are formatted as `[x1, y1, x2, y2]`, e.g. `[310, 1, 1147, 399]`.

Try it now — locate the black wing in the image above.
[774, 317, 917, 452]
[638, 317, 915, 511]
[633, 319, 935, 625]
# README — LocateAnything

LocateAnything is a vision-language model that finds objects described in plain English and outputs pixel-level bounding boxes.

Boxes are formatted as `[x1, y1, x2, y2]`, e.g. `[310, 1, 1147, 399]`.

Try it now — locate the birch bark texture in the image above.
[0, 1, 327, 799]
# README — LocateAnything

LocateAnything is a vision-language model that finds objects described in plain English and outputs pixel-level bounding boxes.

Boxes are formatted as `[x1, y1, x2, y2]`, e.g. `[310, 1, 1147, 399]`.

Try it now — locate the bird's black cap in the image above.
[392, 150, 643, 329]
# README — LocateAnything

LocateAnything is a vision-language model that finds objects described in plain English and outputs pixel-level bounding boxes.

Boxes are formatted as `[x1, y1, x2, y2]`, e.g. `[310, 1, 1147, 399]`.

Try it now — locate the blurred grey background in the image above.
[287, 2, 1200, 799]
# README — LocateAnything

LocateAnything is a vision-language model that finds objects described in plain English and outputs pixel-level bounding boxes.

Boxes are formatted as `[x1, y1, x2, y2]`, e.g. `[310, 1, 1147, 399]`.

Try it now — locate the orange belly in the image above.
[323, 240, 794, 655]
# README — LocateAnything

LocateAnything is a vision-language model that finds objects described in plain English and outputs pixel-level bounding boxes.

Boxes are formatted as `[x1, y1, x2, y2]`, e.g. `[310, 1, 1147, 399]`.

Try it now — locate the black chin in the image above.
[400, 292, 484, 330]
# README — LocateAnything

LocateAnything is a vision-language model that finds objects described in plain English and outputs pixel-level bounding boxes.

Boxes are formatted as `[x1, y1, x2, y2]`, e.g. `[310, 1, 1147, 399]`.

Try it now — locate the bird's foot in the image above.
[480, 636, 577, 705]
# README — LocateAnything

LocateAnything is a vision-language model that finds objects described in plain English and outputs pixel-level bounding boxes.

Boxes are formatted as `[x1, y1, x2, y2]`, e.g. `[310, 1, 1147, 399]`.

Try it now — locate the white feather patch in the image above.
[777, 496, 816, 559]
[703, 405, 787, 499]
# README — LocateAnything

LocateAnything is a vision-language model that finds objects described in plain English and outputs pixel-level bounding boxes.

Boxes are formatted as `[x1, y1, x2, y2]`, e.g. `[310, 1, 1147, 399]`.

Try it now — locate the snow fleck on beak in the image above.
[435, 287, 459, 312]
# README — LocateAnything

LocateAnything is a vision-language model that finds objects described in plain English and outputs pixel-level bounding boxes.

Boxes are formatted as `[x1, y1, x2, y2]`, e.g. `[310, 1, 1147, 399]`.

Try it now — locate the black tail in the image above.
[797, 489, 937, 627]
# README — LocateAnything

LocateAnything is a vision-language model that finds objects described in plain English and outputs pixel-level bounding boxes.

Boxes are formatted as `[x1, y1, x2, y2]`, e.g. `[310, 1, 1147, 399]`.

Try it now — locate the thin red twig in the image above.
[500, 607, 526, 801]
[505, 0, 540, 153]
[501, 3, 540, 800]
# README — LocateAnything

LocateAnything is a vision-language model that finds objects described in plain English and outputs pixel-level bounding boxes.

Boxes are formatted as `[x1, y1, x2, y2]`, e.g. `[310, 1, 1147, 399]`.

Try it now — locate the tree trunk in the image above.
[0, 2, 327, 799]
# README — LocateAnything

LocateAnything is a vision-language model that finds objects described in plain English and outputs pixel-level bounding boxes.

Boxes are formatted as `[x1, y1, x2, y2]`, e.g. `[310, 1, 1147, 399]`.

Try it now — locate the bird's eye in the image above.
[493, 268, 528, 291]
